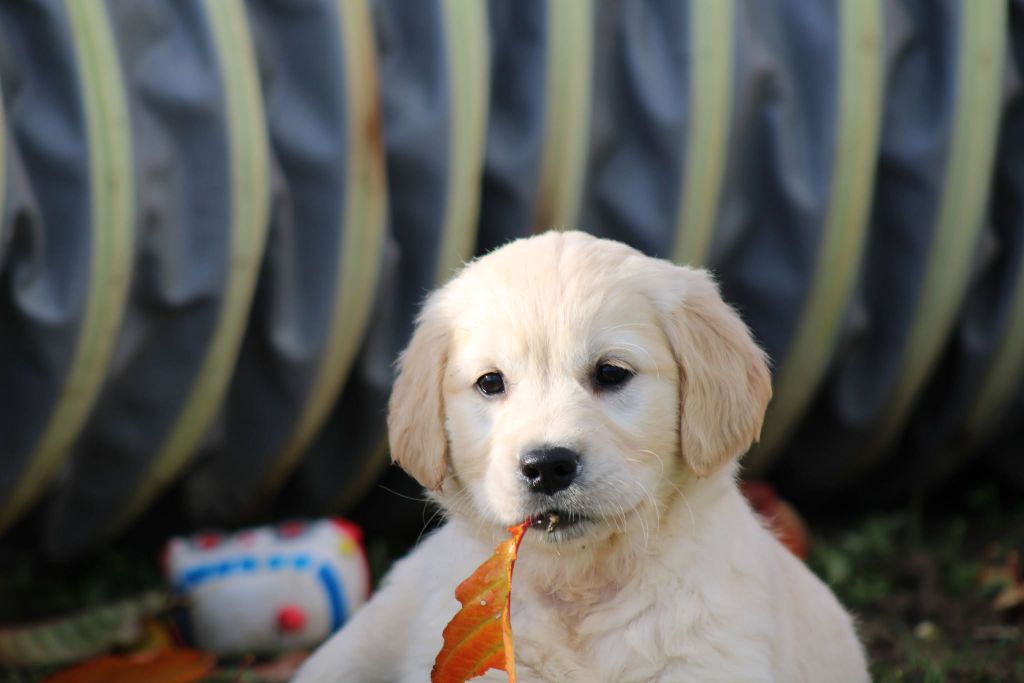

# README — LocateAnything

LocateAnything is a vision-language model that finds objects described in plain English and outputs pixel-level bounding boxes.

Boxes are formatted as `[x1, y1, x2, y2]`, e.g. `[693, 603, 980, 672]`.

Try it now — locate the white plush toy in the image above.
[164, 518, 370, 656]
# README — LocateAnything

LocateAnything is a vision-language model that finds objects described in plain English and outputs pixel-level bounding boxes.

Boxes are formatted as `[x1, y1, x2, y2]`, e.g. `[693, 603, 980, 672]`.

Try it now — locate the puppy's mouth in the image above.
[528, 509, 589, 539]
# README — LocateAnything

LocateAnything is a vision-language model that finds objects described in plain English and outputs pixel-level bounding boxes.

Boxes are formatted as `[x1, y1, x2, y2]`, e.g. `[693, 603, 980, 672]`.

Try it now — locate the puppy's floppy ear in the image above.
[388, 297, 450, 491]
[656, 265, 772, 477]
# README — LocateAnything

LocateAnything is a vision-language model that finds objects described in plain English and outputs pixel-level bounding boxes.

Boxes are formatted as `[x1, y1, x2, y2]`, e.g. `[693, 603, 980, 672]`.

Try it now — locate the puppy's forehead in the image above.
[443, 234, 660, 360]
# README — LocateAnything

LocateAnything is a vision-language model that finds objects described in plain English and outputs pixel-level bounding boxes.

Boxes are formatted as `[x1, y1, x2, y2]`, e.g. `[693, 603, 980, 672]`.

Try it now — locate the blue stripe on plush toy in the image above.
[177, 552, 317, 590]
[317, 564, 348, 632]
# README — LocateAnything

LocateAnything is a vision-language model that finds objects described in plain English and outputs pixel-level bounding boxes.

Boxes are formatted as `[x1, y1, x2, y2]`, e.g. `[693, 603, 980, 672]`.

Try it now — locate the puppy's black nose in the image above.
[519, 447, 581, 495]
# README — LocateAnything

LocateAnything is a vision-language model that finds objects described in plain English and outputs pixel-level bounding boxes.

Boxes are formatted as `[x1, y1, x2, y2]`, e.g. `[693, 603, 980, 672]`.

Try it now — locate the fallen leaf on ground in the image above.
[42, 648, 215, 683]
[741, 482, 810, 559]
[432, 520, 530, 683]
[246, 650, 311, 682]
[128, 617, 178, 654]
[978, 547, 1024, 611]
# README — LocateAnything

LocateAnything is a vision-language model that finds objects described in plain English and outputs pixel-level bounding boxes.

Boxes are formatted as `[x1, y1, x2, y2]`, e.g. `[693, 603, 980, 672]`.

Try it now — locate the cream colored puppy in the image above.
[296, 231, 868, 683]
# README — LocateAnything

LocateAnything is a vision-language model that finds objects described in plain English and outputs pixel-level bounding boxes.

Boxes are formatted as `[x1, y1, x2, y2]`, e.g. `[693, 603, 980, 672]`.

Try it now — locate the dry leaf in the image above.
[247, 650, 312, 682]
[128, 617, 178, 654]
[740, 482, 809, 560]
[979, 548, 1024, 611]
[42, 648, 215, 683]
[432, 520, 530, 683]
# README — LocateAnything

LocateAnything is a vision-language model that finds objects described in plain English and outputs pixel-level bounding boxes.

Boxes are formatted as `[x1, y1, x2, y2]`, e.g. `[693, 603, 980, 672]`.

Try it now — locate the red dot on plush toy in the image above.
[194, 533, 221, 550]
[278, 521, 306, 539]
[276, 604, 307, 633]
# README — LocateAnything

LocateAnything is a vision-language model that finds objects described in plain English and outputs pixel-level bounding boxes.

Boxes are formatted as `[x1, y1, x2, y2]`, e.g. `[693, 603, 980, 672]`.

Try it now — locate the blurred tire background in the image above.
[1, 0, 1022, 561]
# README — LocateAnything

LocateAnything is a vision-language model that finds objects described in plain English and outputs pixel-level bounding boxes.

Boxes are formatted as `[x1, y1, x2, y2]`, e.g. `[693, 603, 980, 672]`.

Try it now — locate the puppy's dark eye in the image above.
[476, 372, 505, 396]
[595, 363, 632, 389]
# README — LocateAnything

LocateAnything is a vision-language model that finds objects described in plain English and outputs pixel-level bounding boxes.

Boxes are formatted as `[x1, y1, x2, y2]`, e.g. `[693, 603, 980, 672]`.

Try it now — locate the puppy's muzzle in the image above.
[519, 446, 581, 495]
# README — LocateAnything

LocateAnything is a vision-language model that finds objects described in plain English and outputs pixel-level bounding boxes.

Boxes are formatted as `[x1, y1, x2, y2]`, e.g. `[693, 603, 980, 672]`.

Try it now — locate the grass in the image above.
[0, 547, 161, 624]
[809, 483, 1024, 682]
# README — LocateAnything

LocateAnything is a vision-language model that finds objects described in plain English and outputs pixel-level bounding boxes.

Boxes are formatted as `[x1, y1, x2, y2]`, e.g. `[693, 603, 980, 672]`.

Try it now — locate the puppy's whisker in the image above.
[377, 484, 432, 504]
[618, 478, 663, 552]
[605, 500, 628, 539]
[635, 480, 662, 523]
[613, 478, 650, 548]
[619, 502, 630, 536]
[640, 486, 663, 544]
[637, 449, 668, 478]
[667, 479, 698, 535]
[599, 499, 626, 535]
[417, 505, 447, 546]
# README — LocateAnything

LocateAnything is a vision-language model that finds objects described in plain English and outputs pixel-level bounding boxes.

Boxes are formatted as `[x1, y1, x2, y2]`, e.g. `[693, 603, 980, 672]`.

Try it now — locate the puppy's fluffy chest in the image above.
[513, 575, 775, 683]
[510, 576, 665, 682]
[447, 493, 778, 683]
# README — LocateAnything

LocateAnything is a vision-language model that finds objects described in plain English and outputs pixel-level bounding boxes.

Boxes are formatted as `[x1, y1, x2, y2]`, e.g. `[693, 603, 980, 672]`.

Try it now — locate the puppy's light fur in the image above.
[297, 232, 868, 683]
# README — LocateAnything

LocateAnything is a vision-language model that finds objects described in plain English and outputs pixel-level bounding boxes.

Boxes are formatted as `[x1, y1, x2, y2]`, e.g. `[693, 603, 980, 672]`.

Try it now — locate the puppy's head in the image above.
[388, 232, 771, 542]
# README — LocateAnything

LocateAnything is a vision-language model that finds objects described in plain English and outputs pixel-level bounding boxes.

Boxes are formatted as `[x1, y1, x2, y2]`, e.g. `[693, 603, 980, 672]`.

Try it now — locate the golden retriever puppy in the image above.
[296, 231, 868, 682]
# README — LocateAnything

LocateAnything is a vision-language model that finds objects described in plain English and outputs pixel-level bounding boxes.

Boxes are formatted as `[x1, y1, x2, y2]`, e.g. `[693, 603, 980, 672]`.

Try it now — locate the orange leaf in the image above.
[42, 648, 215, 683]
[979, 549, 1024, 611]
[432, 520, 530, 683]
[741, 482, 810, 560]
